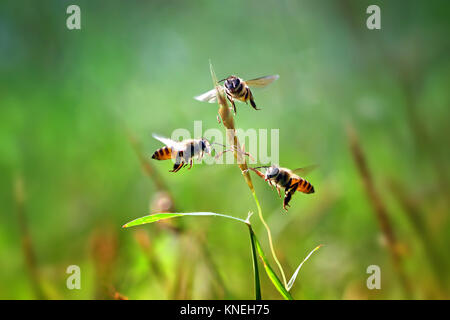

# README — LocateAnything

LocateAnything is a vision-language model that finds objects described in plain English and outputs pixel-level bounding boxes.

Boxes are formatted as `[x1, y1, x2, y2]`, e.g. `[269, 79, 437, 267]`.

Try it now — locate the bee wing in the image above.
[292, 164, 318, 176]
[245, 75, 279, 88]
[152, 133, 184, 150]
[194, 88, 218, 103]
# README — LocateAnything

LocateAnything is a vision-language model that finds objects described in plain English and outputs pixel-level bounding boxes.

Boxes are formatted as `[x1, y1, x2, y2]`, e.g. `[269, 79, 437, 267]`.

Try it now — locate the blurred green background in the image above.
[0, 0, 449, 299]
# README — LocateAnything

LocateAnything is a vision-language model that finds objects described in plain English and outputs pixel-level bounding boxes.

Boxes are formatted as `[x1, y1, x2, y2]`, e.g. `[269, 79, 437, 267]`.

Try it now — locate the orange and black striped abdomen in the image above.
[152, 146, 172, 160]
[295, 178, 315, 194]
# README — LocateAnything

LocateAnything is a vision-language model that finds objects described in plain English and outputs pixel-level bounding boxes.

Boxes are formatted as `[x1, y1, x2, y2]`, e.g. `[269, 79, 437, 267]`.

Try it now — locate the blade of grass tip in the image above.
[250, 226, 293, 300]
[209, 61, 254, 193]
[209, 59, 218, 86]
[122, 212, 248, 228]
[287, 245, 322, 291]
[248, 225, 262, 300]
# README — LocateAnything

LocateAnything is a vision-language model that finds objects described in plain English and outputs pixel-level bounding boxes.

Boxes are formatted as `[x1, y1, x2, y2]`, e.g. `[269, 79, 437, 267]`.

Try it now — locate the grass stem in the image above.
[252, 191, 288, 288]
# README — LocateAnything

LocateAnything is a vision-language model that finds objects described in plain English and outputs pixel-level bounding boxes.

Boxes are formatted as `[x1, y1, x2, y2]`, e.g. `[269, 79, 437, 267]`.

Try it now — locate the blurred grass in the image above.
[0, 0, 449, 299]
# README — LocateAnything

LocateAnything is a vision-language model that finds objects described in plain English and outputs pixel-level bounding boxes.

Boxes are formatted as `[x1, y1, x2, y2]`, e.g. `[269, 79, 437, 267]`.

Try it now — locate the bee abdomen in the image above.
[152, 146, 172, 160]
[296, 179, 315, 194]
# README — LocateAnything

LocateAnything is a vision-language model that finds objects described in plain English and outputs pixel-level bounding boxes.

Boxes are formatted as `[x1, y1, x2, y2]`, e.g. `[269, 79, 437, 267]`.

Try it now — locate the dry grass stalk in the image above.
[90, 227, 119, 299]
[388, 179, 448, 298]
[347, 125, 412, 298]
[210, 62, 288, 288]
[13, 175, 45, 299]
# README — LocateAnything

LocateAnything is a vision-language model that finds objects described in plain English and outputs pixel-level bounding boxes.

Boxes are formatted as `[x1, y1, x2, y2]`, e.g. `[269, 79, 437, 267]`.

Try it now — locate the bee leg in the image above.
[188, 159, 193, 170]
[177, 162, 185, 172]
[247, 91, 260, 110]
[226, 94, 236, 114]
[169, 162, 184, 173]
[276, 186, 282, 198]
[283, 183, 298, 211]
[249, 97, 260, 110]
[283, 194, 291, 212]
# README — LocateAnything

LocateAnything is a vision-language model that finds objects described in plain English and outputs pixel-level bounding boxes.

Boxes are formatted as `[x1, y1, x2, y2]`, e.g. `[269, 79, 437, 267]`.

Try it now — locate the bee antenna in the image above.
[252, 166, 270, 170]
[218, 78, 226, 83]
[212, 142, 226, 148]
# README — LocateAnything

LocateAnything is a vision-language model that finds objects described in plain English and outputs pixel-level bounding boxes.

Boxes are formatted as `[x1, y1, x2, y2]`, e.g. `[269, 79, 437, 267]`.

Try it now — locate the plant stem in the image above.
[252, 191, 287, 288]
[209, 61, 288, 291]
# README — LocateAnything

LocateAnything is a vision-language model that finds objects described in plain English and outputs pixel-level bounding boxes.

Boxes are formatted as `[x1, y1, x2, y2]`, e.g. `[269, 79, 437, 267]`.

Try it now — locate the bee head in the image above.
[265, 166, 279, 179]
[201, 138, 212, 155]
[224, 76, 240, 90]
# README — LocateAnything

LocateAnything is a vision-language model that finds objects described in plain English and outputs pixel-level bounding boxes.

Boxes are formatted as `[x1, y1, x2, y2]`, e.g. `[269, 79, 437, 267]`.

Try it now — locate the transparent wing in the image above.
[245, 74, 279, 88]
[292, 164, 318, 176]
[152, 133, 184, 149]
[194, 88, 218, 103]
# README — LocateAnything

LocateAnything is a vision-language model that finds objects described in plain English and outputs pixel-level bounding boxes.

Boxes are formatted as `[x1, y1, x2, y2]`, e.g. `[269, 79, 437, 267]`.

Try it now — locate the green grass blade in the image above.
[123, 211, 263, 300]
[122, 212, 248, 228]
[248, 226, 262, 300]
[287, 245, 322, 291]
[249, 227, 293, 300]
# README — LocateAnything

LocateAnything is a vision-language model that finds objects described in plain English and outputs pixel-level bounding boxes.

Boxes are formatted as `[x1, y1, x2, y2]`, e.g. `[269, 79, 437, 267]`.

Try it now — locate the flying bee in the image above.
[151, 134, 252, 173]
[194, 74, 279, 113]
[248, 165, 316, 211]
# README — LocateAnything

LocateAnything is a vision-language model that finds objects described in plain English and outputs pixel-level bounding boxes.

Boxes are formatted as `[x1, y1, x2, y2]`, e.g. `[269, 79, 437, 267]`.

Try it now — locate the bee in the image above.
[151, 134, 214, 173]
[249, 165, 316, 211]
[195, 74, 279, 113]
[151, 134, 252, 173]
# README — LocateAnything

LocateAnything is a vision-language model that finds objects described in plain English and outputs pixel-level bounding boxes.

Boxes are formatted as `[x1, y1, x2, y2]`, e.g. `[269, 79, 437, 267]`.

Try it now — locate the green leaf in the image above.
[287, 245, 322, 291]
[122, 212, 248, 228]
[249, 227, 293, 300]
[123, 212, 263, 300]
[248, 226, 262, 300]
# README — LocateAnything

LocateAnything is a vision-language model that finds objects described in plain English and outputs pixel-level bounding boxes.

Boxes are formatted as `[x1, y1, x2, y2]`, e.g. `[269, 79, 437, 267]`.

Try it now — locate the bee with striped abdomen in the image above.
[151, 134, 251, 173]
[195, 74, 279, 113]
[249, 165, 316, 211]
[151, 134, 214, 173]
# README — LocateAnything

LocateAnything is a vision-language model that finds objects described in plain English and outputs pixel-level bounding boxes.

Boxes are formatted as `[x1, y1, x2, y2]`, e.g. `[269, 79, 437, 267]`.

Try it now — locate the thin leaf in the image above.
[122, 212, 247, 228]
[248, 226, 261, 300]
[249, 227, 293, 300]
[287, 245, 322, 291]
[123, 211, 263, 300]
